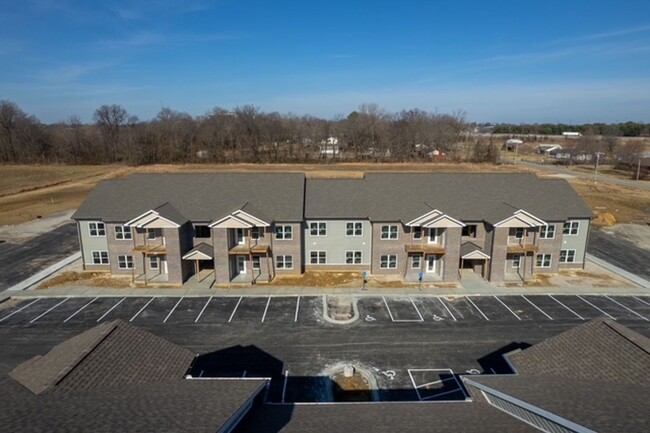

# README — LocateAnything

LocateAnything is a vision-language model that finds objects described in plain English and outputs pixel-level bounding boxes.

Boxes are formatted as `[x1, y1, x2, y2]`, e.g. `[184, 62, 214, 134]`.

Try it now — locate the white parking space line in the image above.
[382, 297, 397, 322]
[199, 370, 204, 378]
[294, 297, 300, 322]
[63, 297, 98, 323]
[228, 297, 243, 323]
[407, 370, 423, 401]
[163, 297, 184, 323]
[282, 370, 289, 403]
[242, 370, 247, 378]
[261, 296, 272, 323]
[97, 297, 125, 322]
[452, 373, 469, 399]
[577, 295, 616, 320]
[0, 298, 42, 323]
[416, 376, 457, 389]
[465, 296, 490, 321]
[493, 296, 520, 320]
[195, 296, 212, 323]
[632, 296, 650, 307]
[604, 296, 649, 321]
[437, 297, 456, 321]
[30, 297, 70, 323]
[409, 297, 425, 322]
[521, 295, 553, 320]
[129, 297, 155, 322]
[421, 387, 463, 401]
[548, 295, 584, 320]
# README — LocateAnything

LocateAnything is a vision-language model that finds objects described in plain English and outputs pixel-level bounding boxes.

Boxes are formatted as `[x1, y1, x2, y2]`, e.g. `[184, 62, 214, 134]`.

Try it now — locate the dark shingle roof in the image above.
[305, 173, 593, 223]
[10, 319, 195, 395]
[235, 401, 538, 433]
[72, 173, 306, 222]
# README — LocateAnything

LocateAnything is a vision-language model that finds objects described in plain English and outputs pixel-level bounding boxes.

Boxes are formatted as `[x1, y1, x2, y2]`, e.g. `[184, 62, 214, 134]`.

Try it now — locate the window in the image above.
[381, 225, 398, 240]
[276, 255, 293, 269]
[147, 229, 157, 240]
[563, 221, 579, 236]
[512, 254, 521, 269]
[117, 255, 133, 269]
[275, 225, 293, 240]
[251, 227, 261, 240]
[540, 225, 555, 239]
[426, 255, 437, 273]
[462, 224, 477, 238]
[559, 250, 576, 263]
[346, 222, 363, 236]
[252, 255, 261, 270]
[380, 254, 397, 269]
[310, 251, 327, 264]
[309, 222, 327, 236]
[91, 251, 109, 265]
[411, 254, 421, 269]
[89, 222, 106, 237]
[428, 228, 441, 244]
[413, 227, 422, 240]
[536, 254, 552, 268]
[346, 251, 362, 264]
[149, 256, 159, 269]
[195, 225, 211, 238]
[513, 227, 525, 239]
[114, 225, 132, 240]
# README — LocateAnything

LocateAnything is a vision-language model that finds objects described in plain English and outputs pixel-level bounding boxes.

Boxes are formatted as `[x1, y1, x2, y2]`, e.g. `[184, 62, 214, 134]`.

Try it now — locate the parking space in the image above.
[408, 369, 468, 401]
[413, 297, 457, 322]
[382, 297, 424, 322]
[357, 297, 392, 323]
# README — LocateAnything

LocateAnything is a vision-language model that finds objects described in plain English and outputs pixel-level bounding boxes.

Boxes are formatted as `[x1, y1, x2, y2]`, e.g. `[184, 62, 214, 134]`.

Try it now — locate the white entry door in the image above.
[160, 256, 168, 274]
[236, 256, 246, 274]
[426, 255, 437, 273]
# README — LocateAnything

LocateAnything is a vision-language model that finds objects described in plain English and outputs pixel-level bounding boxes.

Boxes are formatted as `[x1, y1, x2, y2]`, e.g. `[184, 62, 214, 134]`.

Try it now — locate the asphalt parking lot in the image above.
[1, 294, 649, 403]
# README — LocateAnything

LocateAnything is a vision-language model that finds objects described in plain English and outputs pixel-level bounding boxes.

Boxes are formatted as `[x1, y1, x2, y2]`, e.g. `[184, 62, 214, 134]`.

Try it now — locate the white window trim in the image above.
[559, 249, 576, 263]
[252, 255, 261, 270]
[276, 255, 294, 270]
[88, 222, 106, 237]
[513, 227, 525, 239]
[563, 221, 580, 236]
[310, 250, 327, 264]
[512, 254, 521, 269]
[380, 254, 398, 269]
[117, 254, 133, 269]
[428, 228, 441, 244]
[90, 250, 109, 265]
[536, 253, 552, 268]
[412, 227, 422, 240]
[539, 225, 555, 240]
[309, 221, 327, 237]
[147, 228, 158, 240]
[236, 228, 246, 244]
[114, 225, 132, 240]
[380, 225, 399, 240]
[345, 221, 363, 237]
[411, 255, 421, 269]
[251, 227, 261, 240]
[426, 255, 438, 273]
[275, 225, 293, 240]
[149, 256, 159, 269]
[345, 250, 362, 264]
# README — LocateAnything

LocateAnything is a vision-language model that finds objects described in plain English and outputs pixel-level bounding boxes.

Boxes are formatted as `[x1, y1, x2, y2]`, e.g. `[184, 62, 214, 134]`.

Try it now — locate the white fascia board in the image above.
[138, 215, 181, 229]
[406, 209, 442, 226]
[182, 251, 213, 260]
[422, 214, 466, 228]
[461, 250, 491, 260]
[494, 210, 546, 228]
[125, 209, 159, 227]
[232, 210, 271, 227]
[209, 214, 252, 228]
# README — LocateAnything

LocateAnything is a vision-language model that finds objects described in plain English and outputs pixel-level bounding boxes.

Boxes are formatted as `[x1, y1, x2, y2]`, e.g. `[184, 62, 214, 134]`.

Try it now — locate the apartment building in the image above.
[72, 172, 592, 286]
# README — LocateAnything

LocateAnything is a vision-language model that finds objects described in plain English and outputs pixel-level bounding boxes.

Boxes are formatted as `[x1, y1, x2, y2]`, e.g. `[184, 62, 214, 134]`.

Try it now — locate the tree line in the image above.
[491, 122, 649, 137]
[0, 100, 472, 165]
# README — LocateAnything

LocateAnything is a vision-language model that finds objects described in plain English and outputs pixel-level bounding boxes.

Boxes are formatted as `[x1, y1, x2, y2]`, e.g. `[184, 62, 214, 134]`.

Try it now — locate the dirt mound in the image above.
[592, 212, 617, 227]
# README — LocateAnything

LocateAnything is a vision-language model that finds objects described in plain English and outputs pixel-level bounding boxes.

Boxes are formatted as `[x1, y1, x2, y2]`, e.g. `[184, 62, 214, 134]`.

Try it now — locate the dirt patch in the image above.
[592, 212, 617, 227]
[602, 223, 650, 251]
[326, 296, 355, 321]
[568, 179, 650, 225]
[331, 371, 373, 402]
[37, 271, 132, 289]
[267, 271, 361, 287]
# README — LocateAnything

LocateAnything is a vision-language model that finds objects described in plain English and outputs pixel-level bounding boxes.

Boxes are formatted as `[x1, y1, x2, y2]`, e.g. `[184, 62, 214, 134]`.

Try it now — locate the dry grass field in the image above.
[0, 163, 647, 226]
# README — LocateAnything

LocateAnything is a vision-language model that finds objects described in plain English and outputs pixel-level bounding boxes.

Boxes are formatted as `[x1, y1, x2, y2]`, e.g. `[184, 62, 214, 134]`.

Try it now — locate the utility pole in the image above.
[637, 158, 642, 181]
[593, 152, 601, 183]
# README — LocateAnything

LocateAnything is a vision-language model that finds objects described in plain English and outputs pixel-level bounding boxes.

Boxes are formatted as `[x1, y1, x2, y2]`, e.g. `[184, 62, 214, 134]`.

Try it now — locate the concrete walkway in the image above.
[459, 269, 492, 292]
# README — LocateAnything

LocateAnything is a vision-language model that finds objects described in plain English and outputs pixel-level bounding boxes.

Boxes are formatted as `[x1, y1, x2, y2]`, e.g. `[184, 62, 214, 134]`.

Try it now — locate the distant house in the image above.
[504, 139, 523, 151]
[562, 132, 582, 138]
[535, 144, 562, 156]
[318, 144, 340, 156]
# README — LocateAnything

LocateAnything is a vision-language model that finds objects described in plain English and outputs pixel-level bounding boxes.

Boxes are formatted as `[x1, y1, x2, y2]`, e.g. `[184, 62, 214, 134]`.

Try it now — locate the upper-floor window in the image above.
[275, 225, 293, 240]
[540, 225, 555, 239]
[462, 224, 477, 237]
[412, 227, 422, 240]
[310, 222, 327, 236]
[563, 221, 579, 236]
[513, 227, 525, 239]
[89, 222, 106, 237]
[310, 251, 326, 264]
[346, 222, 363, 236]
[147, 229, 158, 240]
[194, 225, 211, 238]
[428, 228, 441, 244]
[381, 225, 398, 240]
[114, 225, 132, 240]
[251, 227, 261, 240]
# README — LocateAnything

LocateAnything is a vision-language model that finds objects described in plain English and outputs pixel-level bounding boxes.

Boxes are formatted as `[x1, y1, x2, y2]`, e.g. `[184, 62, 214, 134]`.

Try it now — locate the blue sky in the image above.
[1, 0, 649, 123]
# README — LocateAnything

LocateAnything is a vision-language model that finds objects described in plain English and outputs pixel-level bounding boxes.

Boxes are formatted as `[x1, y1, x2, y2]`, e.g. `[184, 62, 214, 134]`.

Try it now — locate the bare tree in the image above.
[93, 104, 131, 162]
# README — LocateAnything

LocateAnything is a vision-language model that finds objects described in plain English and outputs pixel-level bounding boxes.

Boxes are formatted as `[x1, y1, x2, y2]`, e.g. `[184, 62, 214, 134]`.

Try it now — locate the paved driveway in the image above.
[588, 228, 650, 280]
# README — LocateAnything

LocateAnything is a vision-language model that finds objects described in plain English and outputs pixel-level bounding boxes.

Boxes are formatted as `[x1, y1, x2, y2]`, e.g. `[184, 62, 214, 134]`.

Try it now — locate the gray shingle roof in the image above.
[235, 401, 538, 432]
[305, 173, 593, 223]
[72, 173, 306, 223]
[10, 319, 195, 395]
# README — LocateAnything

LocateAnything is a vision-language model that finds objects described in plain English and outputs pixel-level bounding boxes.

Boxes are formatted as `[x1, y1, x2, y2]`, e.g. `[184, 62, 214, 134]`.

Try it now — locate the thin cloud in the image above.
[94, 31, 244, 50]
[548, 24, 650, 45]
[35, 61, 120, 83]
[107, 0, 213, 20]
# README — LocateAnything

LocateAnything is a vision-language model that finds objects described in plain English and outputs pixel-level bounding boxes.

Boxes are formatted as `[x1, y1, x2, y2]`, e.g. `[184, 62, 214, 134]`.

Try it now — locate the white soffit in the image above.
[210, 214, 252, 229]
[233, 210, 270, 227]
[495, 210, 546, 228]
[182, 251, 212, 260]
[139, 216, 180, 229]
[422, 214, 466, 228]
[125, 210, 159, 227]
[462, 250, 491, 260]
[406, 209, 442, 226]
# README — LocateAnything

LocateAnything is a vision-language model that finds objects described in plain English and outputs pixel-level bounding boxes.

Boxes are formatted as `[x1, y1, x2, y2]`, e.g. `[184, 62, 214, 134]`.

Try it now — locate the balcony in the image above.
[404, 244, 446, 255]
[228, 244, 271, 255]
[506, 243, 539, 253]
[132, 244, 167, 255]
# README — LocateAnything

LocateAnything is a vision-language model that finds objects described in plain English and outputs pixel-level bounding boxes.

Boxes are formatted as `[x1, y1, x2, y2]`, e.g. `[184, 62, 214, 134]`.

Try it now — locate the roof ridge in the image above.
[603, 319, 650, 356]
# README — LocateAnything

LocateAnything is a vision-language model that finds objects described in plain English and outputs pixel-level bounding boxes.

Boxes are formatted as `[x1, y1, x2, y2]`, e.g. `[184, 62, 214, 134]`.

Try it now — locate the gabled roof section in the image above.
[125, 202, 186, 228]
[494, 209, 546, 228]
[210, 205, 271, 228]
[182, 243, 214, 260]
[406, 209, 465, 228]
[9, 320, 195, 395]
[460, 242, 490, 259]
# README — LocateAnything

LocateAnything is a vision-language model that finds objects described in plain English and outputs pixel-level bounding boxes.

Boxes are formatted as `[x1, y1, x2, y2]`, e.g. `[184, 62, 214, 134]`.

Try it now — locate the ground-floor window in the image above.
[426, 255, 438, 273]
[118, 255, 134, 269]
[512, 254, 521, 268]
[91, 251, 109, 265]
[536, 253, 552, 268]
[149, 256, 159, 269]
[346, 251, 362, 264]
[411, 254, 421, 269]
[310, 250, 326, 264]
[276, 255, 293, 269]
[252, 255, 261, 270]
[559, 249, 576, 263]
[380, 254, 397, 269]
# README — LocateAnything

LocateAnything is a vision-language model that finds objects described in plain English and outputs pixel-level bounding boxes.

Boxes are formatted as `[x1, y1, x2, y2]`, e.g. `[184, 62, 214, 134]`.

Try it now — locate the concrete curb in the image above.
[586, 254, 650, 289]
[6, 252, 81, 292]
[322, 295, 360, 325]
